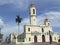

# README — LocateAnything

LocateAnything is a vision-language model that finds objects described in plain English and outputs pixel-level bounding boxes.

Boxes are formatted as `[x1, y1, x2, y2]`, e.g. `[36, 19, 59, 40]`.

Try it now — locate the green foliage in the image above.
[16, 15, 22, 23]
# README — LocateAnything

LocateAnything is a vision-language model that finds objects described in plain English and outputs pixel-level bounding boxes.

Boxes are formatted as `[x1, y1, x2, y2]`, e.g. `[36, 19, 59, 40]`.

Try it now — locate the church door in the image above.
[34, 35, 37, 43]
[58, 39, 60, 42]
[42, 35, 45, 42]
[49, 35, 52, 43]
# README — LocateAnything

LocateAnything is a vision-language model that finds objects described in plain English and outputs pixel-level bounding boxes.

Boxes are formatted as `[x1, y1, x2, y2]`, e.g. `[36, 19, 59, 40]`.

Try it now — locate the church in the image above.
[7, 4, 60, 44]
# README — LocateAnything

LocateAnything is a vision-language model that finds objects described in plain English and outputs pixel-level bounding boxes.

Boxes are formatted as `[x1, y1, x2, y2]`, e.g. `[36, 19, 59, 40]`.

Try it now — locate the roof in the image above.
[45, 18, 48, 21]
[30, 3, 35, 7]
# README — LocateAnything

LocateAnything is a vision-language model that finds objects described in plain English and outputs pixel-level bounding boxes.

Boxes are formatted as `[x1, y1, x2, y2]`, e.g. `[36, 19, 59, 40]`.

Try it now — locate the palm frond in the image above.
[15, 15, 22, 23]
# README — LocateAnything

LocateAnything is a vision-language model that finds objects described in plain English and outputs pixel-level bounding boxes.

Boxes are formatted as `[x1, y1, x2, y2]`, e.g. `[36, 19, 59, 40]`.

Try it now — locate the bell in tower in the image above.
[30, 4, 36, 15]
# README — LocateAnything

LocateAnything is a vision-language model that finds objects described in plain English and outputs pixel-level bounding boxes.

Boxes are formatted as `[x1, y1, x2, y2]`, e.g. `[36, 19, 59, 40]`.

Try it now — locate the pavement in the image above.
[0, 42, 60, 45]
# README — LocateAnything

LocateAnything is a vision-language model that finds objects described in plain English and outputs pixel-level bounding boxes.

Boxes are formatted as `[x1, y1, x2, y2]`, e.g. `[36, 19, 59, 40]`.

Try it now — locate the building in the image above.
[7, 4, 60, 44]
[5, 32, 18, 43]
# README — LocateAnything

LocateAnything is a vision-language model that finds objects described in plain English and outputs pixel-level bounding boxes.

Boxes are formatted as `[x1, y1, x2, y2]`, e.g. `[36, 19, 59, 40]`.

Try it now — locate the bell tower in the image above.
[30, 4, 36, 25]
[44, 18, 50, 26]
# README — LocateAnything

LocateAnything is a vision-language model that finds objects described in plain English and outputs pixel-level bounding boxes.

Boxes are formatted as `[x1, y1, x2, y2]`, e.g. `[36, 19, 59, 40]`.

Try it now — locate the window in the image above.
[54, 37, 56, 40]
[33, 9, 35, 14]
[48, 23, 50, 26]
[29, 38, 31, 41]
[28, 28, 30, 31]
[42, 28, 44, 32]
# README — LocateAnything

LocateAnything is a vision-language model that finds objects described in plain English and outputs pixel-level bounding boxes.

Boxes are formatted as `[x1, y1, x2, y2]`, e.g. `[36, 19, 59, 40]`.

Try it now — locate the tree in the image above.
[16, 15, 22, 34]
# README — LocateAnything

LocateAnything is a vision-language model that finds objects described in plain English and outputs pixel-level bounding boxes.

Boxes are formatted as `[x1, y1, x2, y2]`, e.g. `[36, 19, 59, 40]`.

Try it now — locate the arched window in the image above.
[48, 23, 50, 26]
[29, 38, 31, 41]
[42, 28, 44, 32]
[33, 9, 35, 14]
[28, 28, 30, 31]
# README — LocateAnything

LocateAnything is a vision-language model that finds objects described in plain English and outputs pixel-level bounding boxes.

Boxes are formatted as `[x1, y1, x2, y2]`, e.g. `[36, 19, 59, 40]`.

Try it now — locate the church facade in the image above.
[22, 4, 60, 43]
[7, 4, 60, 44]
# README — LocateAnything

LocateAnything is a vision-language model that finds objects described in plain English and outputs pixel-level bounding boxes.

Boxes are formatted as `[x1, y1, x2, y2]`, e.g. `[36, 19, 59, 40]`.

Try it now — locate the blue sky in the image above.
[0, 0, 60, 39]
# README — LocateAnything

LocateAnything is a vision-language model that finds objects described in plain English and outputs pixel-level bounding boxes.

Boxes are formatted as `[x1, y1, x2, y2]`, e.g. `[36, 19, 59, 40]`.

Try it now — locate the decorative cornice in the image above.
[30, 15, 37, 17]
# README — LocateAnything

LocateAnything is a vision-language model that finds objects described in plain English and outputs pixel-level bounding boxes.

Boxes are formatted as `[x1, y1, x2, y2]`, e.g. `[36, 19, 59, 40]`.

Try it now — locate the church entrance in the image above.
[34, 35, 37, 43]
[49, 35, 52, 43]
[42, 35, 45, 42]
[58, 39, 60, 42]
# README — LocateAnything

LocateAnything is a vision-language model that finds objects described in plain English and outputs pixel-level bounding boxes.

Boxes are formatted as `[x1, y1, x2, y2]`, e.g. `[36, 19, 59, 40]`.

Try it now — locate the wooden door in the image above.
[58, 39, 60, 42]
[49, 35, 52, 43]
[34, 35, 37, 43]
[42, 35, 45, 42]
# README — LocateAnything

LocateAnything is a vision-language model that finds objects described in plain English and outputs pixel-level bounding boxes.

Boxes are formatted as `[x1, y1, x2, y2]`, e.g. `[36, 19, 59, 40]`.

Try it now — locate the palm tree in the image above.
[16, 15, 22, 34]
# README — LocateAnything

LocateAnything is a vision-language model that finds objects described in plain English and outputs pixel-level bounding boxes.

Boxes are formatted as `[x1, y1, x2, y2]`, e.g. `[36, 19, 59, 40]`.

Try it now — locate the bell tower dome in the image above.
[44, 18, 50, 26]
[30, 3, 36, 25]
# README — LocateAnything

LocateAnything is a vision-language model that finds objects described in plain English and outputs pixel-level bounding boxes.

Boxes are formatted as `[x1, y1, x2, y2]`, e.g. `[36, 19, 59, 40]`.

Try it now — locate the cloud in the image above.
[0, 0, 60, 11]
[2, 11, 60, 35]
[0, 18, 4, 28]
[37, 12, 60, 27]
[44, 12, 60, 27]
[0, 0, 31, 10]
[2, 17, 30, 38]
[0, 0, 60, 41]
[1, 11, 60, 40]
[1, 17, 30, 41]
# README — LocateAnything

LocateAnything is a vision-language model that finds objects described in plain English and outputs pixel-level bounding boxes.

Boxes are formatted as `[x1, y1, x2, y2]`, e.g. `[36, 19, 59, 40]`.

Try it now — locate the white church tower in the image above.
[30, 4, 36, 25]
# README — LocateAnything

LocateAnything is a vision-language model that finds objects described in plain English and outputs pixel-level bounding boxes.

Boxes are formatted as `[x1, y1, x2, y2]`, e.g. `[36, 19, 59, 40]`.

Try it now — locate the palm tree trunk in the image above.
[18, 23, 20, 35]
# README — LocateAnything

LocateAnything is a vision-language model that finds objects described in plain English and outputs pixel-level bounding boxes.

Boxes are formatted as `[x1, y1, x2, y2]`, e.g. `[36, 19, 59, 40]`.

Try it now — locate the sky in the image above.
[0, 0, 60, 40]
